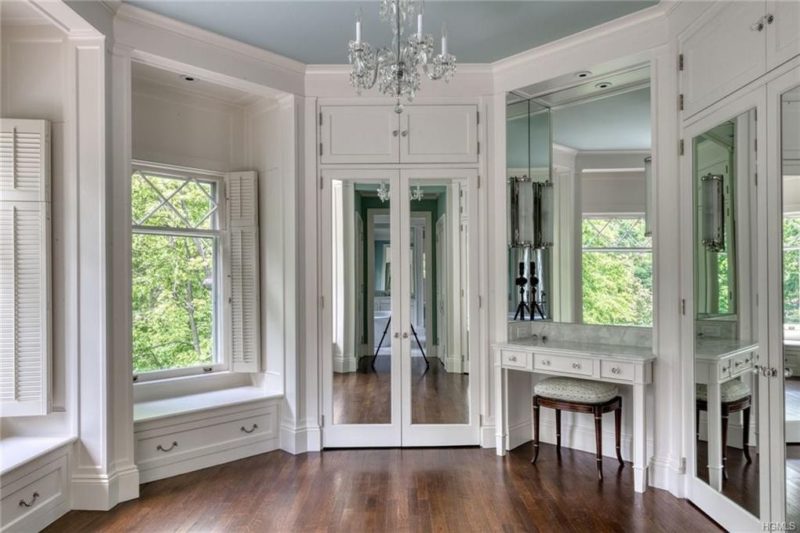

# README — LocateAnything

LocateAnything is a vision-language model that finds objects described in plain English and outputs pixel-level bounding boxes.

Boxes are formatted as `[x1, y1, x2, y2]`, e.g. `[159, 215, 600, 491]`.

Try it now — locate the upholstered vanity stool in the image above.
[531, 377, 624, 480]
[696, 379, 753, 479]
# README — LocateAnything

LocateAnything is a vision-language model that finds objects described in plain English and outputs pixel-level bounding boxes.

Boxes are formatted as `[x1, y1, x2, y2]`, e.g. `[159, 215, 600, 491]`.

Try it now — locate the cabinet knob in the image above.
[611, 367, 621, 375]
[509, 356, 517, 362]
[766, 13, 774, 24]
[572, 362, 581, 370]
[392, 129, 399, 137]
[751, 18, 765, 31]
[401, 130, 408, 137]
[403, 332, 409, 338]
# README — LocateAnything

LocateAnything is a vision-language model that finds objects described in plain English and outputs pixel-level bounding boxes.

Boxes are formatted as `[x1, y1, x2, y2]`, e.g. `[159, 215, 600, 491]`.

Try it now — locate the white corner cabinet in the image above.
[679, 0, 800, 118]
[319, 104, 479, 164]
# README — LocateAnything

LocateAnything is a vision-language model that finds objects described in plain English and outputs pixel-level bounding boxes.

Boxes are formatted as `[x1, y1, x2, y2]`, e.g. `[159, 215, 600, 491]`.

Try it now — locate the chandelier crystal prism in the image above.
[348, 0, 456, 113]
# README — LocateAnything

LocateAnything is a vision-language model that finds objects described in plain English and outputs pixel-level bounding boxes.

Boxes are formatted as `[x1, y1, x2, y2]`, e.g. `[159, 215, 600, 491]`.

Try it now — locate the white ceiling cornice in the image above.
[115, 3, 307, 76]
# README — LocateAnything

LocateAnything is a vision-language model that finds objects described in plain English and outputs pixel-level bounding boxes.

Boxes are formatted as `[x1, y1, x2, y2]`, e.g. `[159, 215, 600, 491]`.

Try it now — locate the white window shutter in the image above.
[226, 171, 260, 373]
[0, 119, 51, 417]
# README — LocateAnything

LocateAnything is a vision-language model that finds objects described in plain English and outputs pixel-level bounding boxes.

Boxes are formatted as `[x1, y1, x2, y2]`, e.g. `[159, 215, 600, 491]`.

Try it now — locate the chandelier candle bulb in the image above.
[417, 13, 423, 38]
[355, 9, 362, 43]
[441, 23, 447, 55]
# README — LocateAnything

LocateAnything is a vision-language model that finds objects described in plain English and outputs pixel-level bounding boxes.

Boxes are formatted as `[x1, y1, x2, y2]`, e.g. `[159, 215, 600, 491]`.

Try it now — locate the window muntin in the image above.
[131, 167, 224, 379]
[582, 215, 653, 327]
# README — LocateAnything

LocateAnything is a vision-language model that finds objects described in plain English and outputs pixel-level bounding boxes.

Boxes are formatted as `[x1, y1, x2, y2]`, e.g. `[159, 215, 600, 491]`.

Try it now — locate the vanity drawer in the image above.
[601, 361, 635, 381]
[534, 354, 593, 376]
[136, 411, 273, 465]
[502, 350, 532, 370]
[732, 351, 755, 376]
[1, 455, 67, 530]
[718, 357, 733, 380]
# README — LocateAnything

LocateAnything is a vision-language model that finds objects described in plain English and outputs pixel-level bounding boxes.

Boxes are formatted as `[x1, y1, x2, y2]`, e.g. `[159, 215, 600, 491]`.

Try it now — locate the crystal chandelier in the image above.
[348, 0, 456, 113]
[376, 182, 425, 203]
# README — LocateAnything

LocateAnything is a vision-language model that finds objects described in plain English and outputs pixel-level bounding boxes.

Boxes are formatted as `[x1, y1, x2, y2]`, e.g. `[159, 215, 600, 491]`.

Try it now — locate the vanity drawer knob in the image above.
[509, 356, 517, 362]
[542, 360, 550, 366]
[241, 424, 259, 434]
[611, 367, 621, 375]
[157, 441, 178, 452]
[572, 362, 582, 370]
[18, 492, 39, 508]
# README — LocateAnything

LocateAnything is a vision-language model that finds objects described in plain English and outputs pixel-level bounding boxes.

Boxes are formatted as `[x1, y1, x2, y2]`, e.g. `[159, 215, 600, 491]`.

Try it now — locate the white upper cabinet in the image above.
[400, 105, 478, 163]
[319, 105, 399, 164]
[679, 2, 767, 118]
[766, 0, 800, 71]
[680, 1, 800, 118]
[319, 104, 478, 164]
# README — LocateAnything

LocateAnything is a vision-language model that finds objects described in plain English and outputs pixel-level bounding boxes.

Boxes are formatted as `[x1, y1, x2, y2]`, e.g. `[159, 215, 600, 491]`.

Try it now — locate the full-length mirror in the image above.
[507, 64, 653, 327]
[781, 84, 800, 527]
[692, 108, 760, 516]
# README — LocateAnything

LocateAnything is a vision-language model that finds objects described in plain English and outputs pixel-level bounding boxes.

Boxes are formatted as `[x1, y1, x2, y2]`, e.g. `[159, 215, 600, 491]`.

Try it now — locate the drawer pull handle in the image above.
[611, 367, 621, 375]
[241, 424, 259, 434]
[157, 441, 178, 452]
[572, 363, 582, 370]
[19, 492, 39, 507]
[19, 492, 39, 508]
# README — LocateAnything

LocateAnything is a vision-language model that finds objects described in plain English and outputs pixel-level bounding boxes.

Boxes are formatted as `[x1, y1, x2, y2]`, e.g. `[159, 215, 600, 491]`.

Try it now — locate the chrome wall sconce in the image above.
[700, 172, 725, 252]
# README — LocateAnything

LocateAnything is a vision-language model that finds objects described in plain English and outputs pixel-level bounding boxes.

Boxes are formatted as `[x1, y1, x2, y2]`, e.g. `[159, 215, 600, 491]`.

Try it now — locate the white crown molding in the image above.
[114, 4, 306, 76]
[26, 0, 104, 38]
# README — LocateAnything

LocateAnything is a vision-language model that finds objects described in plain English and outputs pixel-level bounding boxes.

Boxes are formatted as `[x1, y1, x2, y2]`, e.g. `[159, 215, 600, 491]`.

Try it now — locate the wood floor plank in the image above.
[47, 443, 722, 532]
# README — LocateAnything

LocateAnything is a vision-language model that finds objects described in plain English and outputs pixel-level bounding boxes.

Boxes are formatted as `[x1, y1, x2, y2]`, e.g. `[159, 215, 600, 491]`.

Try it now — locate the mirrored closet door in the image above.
[684, 87, 771, 529]
[321, 168, 479, 448]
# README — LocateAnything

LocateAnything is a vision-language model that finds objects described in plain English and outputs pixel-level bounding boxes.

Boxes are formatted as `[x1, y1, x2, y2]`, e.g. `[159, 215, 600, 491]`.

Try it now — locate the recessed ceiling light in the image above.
[180, 75, 196, 82]
[575, 71, 592, 79]
[595, 81, 613, 89]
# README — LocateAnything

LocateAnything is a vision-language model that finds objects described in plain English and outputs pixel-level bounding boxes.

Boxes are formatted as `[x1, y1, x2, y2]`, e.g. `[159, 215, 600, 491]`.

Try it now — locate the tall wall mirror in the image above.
[780, 84, 800, 527]
[506, 63, 653, 328]
[691, 106, 761, 516]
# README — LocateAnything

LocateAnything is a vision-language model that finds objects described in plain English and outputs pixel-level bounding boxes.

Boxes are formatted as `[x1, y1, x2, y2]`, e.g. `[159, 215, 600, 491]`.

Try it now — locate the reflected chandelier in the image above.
[348, 0, 456, 113]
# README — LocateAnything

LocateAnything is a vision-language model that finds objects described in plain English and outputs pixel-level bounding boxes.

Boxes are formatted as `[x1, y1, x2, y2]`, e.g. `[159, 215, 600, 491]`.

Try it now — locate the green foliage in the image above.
[582, 217, 653, 327]
[131, 172, 217, 374]
[784, 217, 800, 324]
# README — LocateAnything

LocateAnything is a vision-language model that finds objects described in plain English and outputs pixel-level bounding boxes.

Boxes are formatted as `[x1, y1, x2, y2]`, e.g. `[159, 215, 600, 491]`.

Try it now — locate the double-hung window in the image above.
[581, 215, 653, 327]
[130, 165, 261, 383]
[131, 165, 226, 380]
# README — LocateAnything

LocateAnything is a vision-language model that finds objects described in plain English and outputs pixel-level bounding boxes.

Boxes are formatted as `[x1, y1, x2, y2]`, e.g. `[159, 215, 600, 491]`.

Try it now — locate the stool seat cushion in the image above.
[534, 377, 619, 404]
[696, 380, 751, 403]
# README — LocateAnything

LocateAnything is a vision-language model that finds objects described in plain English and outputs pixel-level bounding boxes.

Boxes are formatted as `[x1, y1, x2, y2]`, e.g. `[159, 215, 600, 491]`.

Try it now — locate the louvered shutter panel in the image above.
[226, 171, 260, 373]
[0, 119, 51, 417]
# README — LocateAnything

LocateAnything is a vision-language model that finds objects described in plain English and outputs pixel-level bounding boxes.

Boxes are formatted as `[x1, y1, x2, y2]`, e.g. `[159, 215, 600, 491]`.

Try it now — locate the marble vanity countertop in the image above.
[495, 336, 656, 362]
[694, 338, 758, 361]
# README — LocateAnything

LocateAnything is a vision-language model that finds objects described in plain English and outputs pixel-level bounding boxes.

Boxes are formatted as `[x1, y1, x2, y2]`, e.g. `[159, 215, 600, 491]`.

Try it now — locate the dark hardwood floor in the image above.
[47, 443, 720, 532]
[695, 440, 759, 516]
[333, 356, 468, 425]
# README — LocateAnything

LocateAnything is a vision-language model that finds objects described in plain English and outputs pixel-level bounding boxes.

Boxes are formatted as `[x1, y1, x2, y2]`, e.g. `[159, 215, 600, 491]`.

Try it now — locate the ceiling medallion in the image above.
[348, 0, 456, 113]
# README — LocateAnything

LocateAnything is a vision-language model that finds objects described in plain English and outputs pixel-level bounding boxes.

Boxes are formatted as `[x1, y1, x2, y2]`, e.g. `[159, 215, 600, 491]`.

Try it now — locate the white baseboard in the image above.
[480, 424, 496, 448]
[333, 354, 357, 373]
[70, 464, 140, 511]
[649, 455, 686, 497]
[137, 437, 278, 484]
[445, 355, 463, 373]
[280, 422, 322, 454]
[787, 419, 800, 443]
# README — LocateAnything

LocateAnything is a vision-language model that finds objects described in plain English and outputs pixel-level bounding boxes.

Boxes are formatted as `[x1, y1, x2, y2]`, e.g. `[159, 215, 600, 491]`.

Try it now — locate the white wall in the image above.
[131, 77, 245, 171]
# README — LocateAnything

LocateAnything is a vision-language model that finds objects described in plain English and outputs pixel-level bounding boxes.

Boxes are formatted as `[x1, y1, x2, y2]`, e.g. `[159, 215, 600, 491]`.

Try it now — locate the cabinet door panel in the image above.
[766, 0, 800, 70]
[320, 106, 399, 164]
[400, 105, 478, 163]
[680, 2, 766, 118]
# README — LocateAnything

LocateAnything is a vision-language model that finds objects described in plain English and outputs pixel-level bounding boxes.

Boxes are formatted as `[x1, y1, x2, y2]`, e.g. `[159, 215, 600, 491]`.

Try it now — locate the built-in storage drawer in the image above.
[534, 354, 593, 377]
[600, 361, 635, 382]
[136, 408, 274, 466]
[1, 455, 67, 531]
[502, 350, 532, 371]
[732, 351, 755, 376]
[718, 357, 733, 381]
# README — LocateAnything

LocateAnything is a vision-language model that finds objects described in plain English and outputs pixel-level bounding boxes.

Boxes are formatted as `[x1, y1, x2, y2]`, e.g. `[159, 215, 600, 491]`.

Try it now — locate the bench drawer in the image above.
[502, 350, 532, 370]
[534, 354, 593, 376]
[1, 455, 67, 530]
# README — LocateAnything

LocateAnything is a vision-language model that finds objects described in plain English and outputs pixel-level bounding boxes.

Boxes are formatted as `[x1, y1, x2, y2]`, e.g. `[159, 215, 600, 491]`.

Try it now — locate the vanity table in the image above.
[493, 335, 656, 493]
[694, 338, 758, 491]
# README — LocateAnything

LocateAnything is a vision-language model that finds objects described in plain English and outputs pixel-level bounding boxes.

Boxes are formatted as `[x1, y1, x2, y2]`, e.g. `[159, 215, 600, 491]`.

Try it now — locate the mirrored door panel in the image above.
[322, 170, 402, 448]
[691, 104, 766, 521]
[405, 180, 470, 425]
[780, 83, 800, 528]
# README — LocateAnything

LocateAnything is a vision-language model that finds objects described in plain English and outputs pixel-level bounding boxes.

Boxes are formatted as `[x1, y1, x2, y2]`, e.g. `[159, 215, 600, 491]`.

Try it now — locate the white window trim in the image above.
[130, 161, 230, 383]
[783, 212, 800, 340]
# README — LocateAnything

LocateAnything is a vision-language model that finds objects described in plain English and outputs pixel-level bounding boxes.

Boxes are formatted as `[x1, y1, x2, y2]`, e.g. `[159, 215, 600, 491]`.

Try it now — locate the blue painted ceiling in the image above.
[124, 1, 657, 64]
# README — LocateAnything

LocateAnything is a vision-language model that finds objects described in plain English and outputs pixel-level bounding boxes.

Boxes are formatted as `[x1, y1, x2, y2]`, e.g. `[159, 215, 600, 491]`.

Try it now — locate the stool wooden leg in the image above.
[721, 410, 729, 480]
[742, 405, 752, 464]
[615, 402, 623, 466]
[555, 409, 562, 450]
[594, 407, 603, 481]
[531, 397, 540, 464]
[696, 407, 700, 439]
